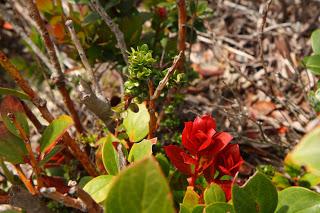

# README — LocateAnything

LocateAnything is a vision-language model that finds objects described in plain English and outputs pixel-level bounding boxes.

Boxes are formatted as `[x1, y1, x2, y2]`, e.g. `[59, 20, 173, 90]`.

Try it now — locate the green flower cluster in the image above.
[124, 44, 157, 101]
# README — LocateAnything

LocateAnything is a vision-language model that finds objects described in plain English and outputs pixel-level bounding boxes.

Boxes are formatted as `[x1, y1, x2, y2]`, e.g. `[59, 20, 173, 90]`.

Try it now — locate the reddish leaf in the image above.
[164, 145, 192, 175]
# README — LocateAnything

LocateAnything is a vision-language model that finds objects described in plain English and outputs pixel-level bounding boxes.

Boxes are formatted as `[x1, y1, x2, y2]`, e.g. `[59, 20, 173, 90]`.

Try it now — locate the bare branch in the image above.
[151, 51, 183, 100]
[79, 79, 113, 129]
[25, 0, 84, 134]
[9, 185, 53, 213]
[40, 187, 87, 212]
[65, 19, 102, 96]
[89, 0, 128, 64]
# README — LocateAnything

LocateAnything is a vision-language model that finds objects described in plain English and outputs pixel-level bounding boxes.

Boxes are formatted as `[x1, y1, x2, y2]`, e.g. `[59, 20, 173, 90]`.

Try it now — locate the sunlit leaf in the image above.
[123, 103, 150, 142]
[128, 139, 153, 162]
[39, 115, 73, 153]
[286, 127, 320, 175]
[311, 29, 320, 54]
[100, 134, 120, 175]
[276, 187, 320, 213]
[83, 175, 114, 203]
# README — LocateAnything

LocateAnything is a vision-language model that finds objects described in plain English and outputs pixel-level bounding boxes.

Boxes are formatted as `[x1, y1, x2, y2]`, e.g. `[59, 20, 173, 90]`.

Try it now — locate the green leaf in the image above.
[192, 205, 205, 213]
[204, 183, 226, 205]
[181, 187, 200, 212]
[312, 29, 320, 54]
[299, 173, 320, 187]
[39, 115, 73, 153]
[2, 112, 29, 138]
[0, 87, 29, 100]
[232, 172, 278, 213]
[83, 175, 114, 203]
[128, 139, 152, 162]
[83, 12, 100, 25]
[286, 127, 320, 175]
[179, 204, 191, 213]
[0, 96, 30, 137]
[205, 203, 235, 213]
[100, 135, 120, 175]
[39, 145, 64, 167]
[123, 103, 150, 142]
[0, 122, 28, 164]
[104, 157, 175, 213]
[276, 187, 320, 213]
[305, 55, 320, 75]
[156, 153, 170, 177]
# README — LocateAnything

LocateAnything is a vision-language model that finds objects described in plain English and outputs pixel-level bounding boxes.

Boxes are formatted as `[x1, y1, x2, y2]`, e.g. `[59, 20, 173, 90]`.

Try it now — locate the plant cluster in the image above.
[1, 0, 320, 213]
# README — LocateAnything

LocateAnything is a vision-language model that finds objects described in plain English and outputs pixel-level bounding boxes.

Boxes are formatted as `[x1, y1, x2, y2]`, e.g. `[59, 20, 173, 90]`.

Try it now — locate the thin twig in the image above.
[152, 51, 183, 100]
[148, 80, 157, 138]
[0, 5, 54, 72]
[74, 186, 103, 213]
[65, 19, 102, 95]
[25, 0, 84, 134]
[8, 113, 43, 188]
[40, 187, 87, 212]
[0, 51, 99, 177]
[259, 0, 274, 95]
[89, 0, 128, 64]
[21, 101, 45, 133]
[13, 164, 36, 195]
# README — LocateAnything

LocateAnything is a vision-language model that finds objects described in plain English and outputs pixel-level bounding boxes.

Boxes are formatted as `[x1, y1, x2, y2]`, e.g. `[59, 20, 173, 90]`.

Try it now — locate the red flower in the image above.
[182, 115, 231, 155]
[216, 144, 243, 177]
[164, 115, 243, 200]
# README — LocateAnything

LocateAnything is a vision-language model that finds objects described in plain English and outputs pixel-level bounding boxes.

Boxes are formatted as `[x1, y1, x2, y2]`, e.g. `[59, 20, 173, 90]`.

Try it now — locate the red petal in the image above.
[164, 145, 192, 175]
[182, 122, 198, 154]
[198, 128, 216, 151]
[207, 132, 232, 154]
[180, 152, 197, 165]
[193, 115, 216, 133]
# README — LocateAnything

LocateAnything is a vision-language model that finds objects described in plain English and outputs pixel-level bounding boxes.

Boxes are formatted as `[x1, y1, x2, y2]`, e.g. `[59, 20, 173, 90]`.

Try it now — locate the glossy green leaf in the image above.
[0, 87, 29, 100]
[312, 29, 320, 54]
[276, 187, 320, 213]
[0, 122, 28, 164]
[305, 55, 320, 75]
[286, 127, 320, 175]
[104, 157, 175, 213]
[83, 175, 114, 203]
[39, 115, 73, 153]
[123, 103, 150, 142]
[182, 187, 200, 212]
[100, 135, 120, 175]
[232, 172, 278, 213]
[205, 203, 235, 213]
[204, 183, 226, 205]
[128, 139, 152, 162]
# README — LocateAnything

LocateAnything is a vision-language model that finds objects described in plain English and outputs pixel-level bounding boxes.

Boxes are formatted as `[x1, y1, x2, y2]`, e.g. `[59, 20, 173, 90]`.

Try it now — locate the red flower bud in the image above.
[156, 7, 167, 19]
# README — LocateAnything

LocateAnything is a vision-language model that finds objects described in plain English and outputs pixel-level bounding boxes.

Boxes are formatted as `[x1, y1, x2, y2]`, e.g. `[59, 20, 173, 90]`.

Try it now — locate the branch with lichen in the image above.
[25, 0, 84, 134]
